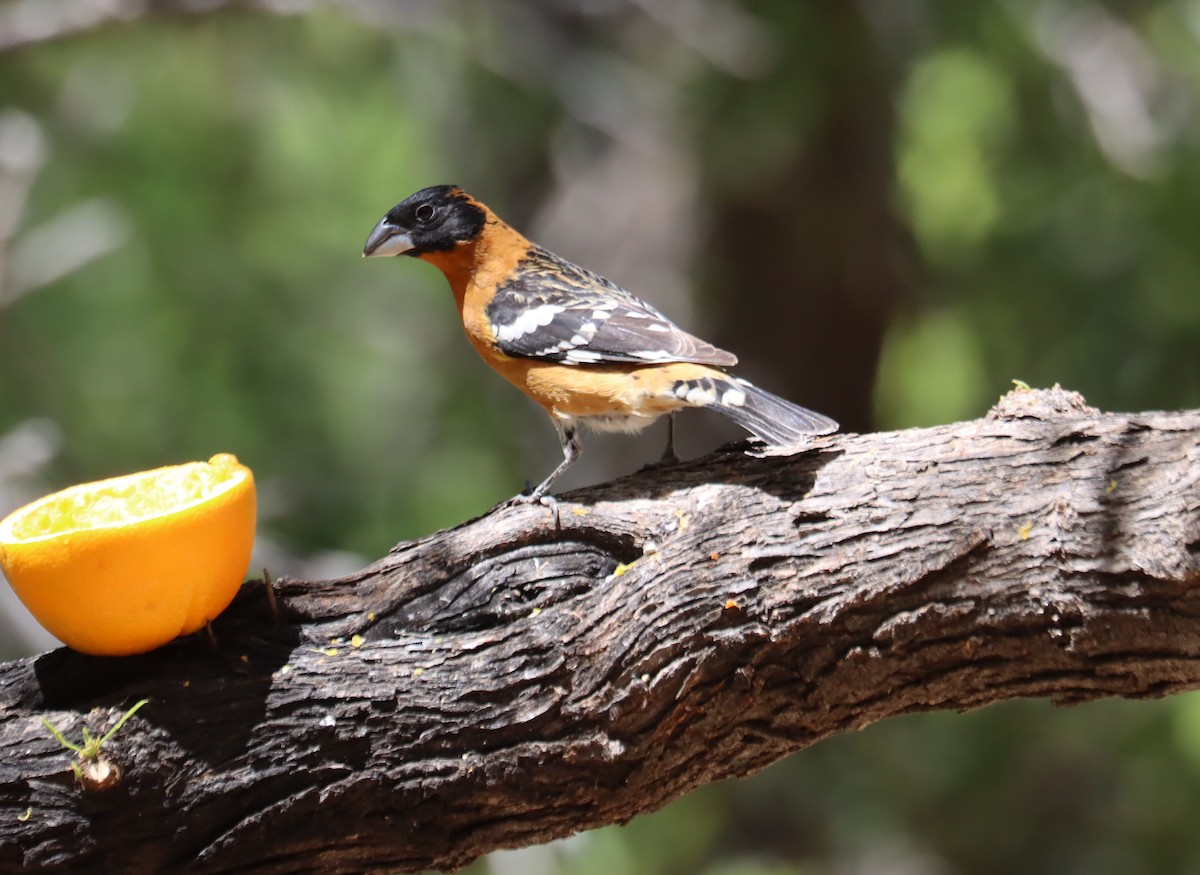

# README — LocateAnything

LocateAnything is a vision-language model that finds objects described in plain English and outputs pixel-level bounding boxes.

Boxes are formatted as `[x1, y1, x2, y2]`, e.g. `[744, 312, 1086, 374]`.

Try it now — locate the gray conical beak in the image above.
[363, 218, 414, 257]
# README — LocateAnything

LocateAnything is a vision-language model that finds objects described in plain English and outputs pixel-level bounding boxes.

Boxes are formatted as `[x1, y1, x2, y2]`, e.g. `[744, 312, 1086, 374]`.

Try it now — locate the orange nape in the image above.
[0, 454, 256, 656]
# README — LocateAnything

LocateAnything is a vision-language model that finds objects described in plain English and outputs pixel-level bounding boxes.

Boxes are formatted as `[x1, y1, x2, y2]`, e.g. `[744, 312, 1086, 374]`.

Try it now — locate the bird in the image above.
[363, 185, 838, 505]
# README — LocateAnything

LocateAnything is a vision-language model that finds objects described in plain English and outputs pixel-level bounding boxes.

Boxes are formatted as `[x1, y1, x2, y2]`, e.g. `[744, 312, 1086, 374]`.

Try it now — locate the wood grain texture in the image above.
[1, 388, 1198, 874]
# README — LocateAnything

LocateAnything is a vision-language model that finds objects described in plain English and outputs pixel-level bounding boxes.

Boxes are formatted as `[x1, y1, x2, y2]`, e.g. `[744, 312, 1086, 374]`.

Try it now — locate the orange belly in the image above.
[478, 347, 724, 424]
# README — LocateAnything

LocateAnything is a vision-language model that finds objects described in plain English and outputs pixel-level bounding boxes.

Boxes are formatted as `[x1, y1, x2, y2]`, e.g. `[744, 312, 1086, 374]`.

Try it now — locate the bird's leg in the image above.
[512, 418, 580, 509]
[659, 412, 679, 464]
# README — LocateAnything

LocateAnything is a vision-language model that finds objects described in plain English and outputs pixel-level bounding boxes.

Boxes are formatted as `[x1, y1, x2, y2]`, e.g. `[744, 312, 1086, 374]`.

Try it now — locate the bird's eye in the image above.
[414, 204, 436, 223]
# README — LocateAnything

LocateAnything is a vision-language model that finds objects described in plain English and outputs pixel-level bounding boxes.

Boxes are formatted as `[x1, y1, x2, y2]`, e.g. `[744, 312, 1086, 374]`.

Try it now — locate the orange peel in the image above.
[0, 454, 256, 656]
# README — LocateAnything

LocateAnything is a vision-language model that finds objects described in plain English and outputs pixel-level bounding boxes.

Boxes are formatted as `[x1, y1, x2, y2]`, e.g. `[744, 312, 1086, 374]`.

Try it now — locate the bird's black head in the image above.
[363, 185, 487, 258]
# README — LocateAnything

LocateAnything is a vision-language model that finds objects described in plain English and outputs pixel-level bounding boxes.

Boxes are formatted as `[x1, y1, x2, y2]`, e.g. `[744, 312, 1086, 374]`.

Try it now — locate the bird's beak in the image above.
[362, 219, 414, 257]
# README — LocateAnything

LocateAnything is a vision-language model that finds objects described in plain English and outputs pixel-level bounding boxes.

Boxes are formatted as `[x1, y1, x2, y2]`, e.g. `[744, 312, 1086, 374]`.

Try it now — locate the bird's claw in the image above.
[508, 490, 562, 527]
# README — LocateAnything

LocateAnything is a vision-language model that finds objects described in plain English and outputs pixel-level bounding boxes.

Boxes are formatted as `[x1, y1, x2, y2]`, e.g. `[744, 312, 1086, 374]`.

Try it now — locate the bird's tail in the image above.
[708, 376, 838, 447]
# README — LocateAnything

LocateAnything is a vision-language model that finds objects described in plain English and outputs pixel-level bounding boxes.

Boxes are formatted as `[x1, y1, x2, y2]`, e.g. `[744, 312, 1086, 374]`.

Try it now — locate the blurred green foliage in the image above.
[2, 1, 1199, 872]
[0, 10, 519, 559]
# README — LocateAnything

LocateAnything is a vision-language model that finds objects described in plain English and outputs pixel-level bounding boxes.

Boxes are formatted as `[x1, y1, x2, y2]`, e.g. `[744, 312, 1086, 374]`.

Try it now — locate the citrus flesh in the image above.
[0, 454, 256, 656]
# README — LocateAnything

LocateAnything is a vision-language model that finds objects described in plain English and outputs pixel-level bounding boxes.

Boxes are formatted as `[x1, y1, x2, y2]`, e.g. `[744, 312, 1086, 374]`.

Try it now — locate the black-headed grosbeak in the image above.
[363, 185, 837, 503]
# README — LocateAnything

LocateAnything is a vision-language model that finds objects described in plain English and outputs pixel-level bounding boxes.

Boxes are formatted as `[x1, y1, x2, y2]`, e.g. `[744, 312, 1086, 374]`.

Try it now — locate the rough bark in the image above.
[1, 387, 1198, 874]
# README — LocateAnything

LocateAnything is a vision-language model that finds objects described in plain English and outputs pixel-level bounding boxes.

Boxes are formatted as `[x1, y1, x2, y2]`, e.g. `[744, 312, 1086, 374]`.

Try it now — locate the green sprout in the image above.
[41, 699, 149, 781]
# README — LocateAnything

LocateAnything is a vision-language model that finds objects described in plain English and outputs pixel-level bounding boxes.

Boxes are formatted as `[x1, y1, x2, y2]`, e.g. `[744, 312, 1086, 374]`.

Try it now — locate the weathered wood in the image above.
[1, 387, 1198, 874]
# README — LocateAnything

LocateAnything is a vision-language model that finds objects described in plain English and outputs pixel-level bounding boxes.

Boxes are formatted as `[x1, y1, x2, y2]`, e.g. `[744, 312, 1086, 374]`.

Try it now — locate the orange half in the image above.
[0, 454, 256, 656]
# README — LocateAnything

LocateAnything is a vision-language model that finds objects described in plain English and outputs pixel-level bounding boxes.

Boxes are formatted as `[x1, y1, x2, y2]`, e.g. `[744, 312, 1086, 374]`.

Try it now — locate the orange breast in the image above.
[422, 217, 528, 355]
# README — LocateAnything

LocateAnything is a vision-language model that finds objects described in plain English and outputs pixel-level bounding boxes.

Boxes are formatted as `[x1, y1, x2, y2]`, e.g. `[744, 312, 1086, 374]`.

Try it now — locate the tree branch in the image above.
[2, 387, 1198, 874]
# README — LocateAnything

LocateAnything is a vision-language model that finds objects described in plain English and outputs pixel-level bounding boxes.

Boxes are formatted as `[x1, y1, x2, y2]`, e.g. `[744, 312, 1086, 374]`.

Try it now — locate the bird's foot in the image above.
[508, 488, 561, 527]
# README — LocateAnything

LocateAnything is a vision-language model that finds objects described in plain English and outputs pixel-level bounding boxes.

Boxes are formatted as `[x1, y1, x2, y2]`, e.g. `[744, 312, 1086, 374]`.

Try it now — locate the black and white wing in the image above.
[486, 247, 737, 367]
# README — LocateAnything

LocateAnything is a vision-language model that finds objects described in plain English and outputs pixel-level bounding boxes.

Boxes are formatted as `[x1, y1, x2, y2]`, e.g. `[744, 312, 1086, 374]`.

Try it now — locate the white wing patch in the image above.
[495, 304, 565, 343]
[565, 348, 604, 364]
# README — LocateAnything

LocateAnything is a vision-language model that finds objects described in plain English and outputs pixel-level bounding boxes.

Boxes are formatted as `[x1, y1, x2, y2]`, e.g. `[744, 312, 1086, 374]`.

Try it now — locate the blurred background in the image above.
[2, 0, 1200, 871]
